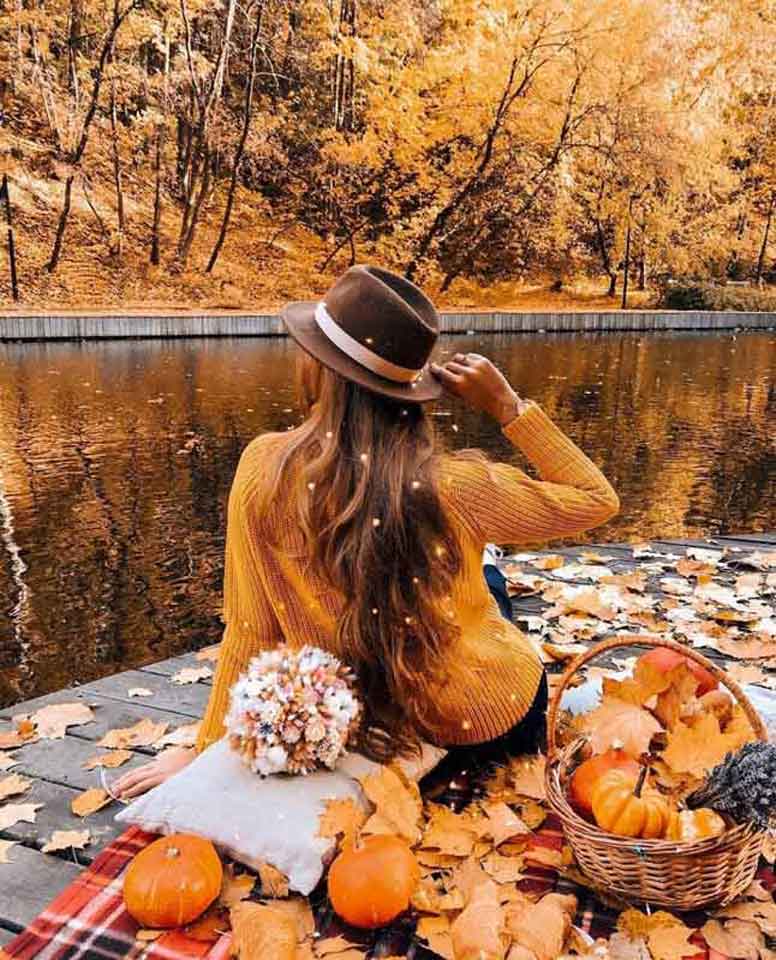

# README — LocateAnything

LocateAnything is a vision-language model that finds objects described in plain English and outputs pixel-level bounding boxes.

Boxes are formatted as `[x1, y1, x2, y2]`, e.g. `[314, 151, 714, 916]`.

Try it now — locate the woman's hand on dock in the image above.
[112, 747, 196, 799]
[430, 353, 526, 425]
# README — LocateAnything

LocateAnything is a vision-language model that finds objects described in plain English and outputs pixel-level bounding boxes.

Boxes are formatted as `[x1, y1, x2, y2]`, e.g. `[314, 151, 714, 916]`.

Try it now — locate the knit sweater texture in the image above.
[196, 402, 619, 752]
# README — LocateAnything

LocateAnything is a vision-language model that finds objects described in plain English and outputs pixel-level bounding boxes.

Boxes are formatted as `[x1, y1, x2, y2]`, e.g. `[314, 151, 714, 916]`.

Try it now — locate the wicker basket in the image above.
[545, 635, 768, 910]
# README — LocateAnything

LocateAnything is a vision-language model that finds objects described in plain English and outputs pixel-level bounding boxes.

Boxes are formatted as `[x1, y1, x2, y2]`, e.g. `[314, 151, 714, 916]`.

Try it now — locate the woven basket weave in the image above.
[545, 635, 768, 910]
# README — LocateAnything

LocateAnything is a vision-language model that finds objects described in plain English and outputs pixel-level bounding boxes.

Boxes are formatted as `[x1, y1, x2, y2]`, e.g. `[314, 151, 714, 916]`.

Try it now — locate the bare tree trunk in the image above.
[207, 1, 263, 273]
[621, 196, 633, 309]
[175, 0, 236, 269]
[30, 27, 62, 148]
[109, 75, 125, 256]
[15, 0, 23, 73]
[177, 153, 212, 266]
[594, 215, 617, 297]
[46, 175, 74, 272]
[45, 0, 140, 272]
[150, 130, 165, 265]
[67, 0, 82, 100]
[82, 178, 110, 241]
[332, 0, 355, 130]
[636, 213, 647, 290]
[177, 139, 204, 252]
[755, 191, 774, 286]
[150, 27, 169, 265]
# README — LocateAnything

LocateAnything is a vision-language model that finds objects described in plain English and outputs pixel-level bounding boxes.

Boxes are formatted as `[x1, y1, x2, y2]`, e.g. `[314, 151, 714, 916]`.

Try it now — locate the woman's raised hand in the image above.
[430, 353, 527, 425]
[111, 746, 195, 800]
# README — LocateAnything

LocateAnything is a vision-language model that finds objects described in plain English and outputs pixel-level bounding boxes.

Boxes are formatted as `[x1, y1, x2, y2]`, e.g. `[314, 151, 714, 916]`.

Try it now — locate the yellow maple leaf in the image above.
[451, 879, 504, 960]
[258, 862, 289, 898]
[218, 868, 256, 907]
[617, 909, 684, 941]
[421, 804, 480, 856]
[648, 923, 697, 960]
[505, 892, 577, 960]
[317, 797, 367, 850]
[229, 902, 297, 960]
[581, 697, 663, 756]
[359, 765, 422, 844]
[83, 749, 134, 770]
[481, 800, 531, 846]
[506, 754, 546, 800]
[662, 712, 747, 778]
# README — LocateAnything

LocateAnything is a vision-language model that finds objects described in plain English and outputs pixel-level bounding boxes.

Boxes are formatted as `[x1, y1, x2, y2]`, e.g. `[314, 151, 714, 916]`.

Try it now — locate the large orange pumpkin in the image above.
[123, 834, 223, 928]
[569, 745, 640, 817]
[638, 648, 717, 696]
[591, 768, 672, 839]
[328, 835, 420, 929]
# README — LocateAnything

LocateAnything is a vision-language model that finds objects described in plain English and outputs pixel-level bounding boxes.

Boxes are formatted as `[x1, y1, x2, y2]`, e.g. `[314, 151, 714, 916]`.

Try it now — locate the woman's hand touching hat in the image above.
[430, 353, 529, 425]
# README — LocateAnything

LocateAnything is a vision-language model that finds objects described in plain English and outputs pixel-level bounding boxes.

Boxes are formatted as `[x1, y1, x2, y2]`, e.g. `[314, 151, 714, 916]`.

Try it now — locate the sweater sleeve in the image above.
[196, 446, 283, 753]
[443, 402, 619, 546]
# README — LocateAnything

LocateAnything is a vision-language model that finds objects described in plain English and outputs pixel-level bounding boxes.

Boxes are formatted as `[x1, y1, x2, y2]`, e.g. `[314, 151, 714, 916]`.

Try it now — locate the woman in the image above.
[115, 265, 618, 798]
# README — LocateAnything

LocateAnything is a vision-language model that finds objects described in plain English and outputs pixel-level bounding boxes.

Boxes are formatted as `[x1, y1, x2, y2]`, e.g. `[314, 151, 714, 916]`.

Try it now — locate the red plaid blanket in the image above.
[1, 821, 773, 959]
[0, 829, 232, 960]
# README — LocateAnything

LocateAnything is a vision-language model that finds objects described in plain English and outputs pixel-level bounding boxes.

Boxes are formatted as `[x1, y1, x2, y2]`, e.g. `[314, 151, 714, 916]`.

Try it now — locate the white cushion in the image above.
[116, 738, 445, 895]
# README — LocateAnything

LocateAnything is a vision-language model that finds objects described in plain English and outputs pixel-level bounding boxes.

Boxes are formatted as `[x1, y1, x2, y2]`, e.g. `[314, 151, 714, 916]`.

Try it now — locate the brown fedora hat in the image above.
[281, 264, 443, 403]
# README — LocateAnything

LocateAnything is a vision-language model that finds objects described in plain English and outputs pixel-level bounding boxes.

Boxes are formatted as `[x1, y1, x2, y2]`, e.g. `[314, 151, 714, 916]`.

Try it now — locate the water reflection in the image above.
[0, 331, 773, 705]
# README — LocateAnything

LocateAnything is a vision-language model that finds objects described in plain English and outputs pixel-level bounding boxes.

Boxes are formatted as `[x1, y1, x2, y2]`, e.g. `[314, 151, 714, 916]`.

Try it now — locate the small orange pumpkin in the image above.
[591, 768, 671, 839]
[569, 745, 640, 817]
[666, 808, 726, 842]
[123, 833, 223, 928]
[328, 835, 420, 929]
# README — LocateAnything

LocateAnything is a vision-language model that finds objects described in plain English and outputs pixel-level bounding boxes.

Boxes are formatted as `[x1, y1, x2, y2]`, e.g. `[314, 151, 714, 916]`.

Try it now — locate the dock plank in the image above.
[1, 692, 203, 741]
[718, 533, 776, 546]
[0, 845, 81, 931]
[73, 668, 212, 716]
[0, 777, 124, 859]
[138, 652, 204, 677]
[9, 734, 149, 792]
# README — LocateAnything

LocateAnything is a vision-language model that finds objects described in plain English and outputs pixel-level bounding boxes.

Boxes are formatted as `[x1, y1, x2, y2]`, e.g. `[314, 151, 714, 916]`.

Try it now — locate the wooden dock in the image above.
[0, 309, 774, 341]
[0, 531, 773, 938]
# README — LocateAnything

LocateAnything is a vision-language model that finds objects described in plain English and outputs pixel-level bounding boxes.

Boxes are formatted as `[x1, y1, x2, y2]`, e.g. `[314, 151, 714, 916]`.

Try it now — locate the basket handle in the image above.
[546, 634, 769, 759]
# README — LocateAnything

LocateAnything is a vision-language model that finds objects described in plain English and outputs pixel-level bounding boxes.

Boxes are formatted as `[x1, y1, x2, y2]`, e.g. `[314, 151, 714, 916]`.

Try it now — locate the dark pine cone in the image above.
[687, 741, 776, 831]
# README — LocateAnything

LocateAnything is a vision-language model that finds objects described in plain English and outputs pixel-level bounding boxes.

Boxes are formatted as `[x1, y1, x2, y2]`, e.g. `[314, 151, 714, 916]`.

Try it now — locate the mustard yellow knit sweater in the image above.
[196, 403, 619, 752]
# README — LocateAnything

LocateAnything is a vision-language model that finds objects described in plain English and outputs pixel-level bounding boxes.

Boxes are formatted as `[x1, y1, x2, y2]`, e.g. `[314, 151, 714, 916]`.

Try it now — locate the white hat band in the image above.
[314, 301, 424, 384]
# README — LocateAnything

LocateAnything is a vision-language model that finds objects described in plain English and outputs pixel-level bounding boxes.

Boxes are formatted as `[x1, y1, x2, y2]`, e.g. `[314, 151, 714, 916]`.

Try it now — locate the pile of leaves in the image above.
[108, 753, 775, 960]
[503, 545, 775, 699]
[123, 756, 579, 960]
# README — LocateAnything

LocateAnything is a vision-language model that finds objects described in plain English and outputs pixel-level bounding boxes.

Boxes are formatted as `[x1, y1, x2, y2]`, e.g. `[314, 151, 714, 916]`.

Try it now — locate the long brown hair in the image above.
[257, 351, 463, 760]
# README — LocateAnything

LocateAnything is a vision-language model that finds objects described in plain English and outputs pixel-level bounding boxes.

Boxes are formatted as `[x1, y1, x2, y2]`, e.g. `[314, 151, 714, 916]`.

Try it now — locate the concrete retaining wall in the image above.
[0, 310, 773, 341]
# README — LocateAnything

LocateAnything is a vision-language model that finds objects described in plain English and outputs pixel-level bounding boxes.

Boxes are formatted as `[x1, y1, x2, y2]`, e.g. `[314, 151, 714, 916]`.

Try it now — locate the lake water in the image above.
[0, 330, 774, 706]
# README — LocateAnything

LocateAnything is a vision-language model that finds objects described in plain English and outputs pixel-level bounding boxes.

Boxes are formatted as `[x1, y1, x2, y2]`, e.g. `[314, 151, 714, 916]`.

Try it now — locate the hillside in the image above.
[0, 0, 773, 313]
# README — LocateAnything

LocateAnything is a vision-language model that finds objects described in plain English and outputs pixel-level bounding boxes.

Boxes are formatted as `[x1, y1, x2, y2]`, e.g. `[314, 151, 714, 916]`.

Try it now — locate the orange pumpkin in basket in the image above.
[328, 835, 420, 929]
[637, 648, 717, 696]
[569, 744, 640, 817]
[123, 833, 223, 928]
[591, 768, 672, 839]
[666, 808, 727, 842]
